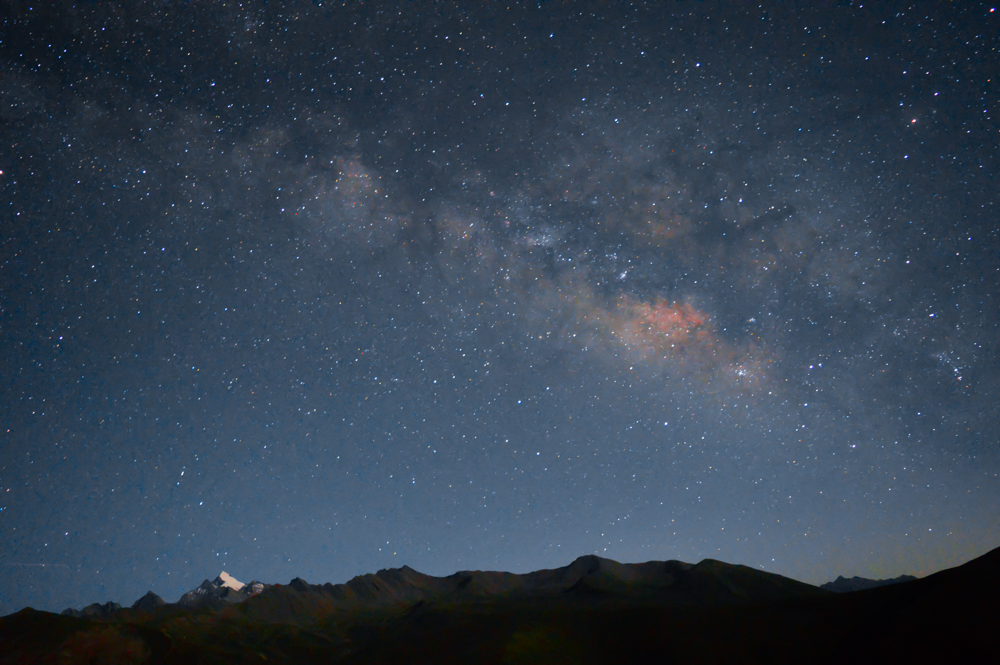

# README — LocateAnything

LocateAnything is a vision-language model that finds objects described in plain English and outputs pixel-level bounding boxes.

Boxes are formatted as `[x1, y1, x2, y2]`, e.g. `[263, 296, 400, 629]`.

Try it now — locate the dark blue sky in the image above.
[2, 1, 998, 615]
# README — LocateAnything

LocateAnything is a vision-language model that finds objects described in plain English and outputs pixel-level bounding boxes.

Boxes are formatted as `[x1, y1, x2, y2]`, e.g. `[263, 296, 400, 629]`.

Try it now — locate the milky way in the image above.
[2, 2, 998, 615]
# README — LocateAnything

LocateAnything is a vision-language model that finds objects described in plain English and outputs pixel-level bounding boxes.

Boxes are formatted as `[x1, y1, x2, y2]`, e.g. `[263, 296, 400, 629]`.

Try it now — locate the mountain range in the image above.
[2, 547, 998, 663]
[819, 573, 918, 593]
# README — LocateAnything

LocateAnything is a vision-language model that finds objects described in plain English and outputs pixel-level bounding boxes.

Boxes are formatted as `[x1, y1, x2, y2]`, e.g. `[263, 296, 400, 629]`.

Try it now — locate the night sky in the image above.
[2, 1, 999, 616]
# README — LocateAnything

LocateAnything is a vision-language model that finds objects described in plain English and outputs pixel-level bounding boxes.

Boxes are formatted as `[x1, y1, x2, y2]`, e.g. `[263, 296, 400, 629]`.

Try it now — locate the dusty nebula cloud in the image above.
[1, 2, 998, 615]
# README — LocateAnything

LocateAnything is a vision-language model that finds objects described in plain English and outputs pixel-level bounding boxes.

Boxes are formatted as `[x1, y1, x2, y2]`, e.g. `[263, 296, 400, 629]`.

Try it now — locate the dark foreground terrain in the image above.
[2, 547, 998, 664]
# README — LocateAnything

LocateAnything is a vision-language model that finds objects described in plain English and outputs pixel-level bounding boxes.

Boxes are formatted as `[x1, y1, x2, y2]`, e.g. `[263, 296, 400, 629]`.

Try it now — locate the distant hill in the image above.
[2, 548, 998, 664]
[821, 573, 918, 593]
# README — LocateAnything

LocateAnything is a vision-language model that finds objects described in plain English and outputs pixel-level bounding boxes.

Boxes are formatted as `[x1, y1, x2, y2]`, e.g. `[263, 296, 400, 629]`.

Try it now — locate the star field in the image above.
[1, 2, 998, 615]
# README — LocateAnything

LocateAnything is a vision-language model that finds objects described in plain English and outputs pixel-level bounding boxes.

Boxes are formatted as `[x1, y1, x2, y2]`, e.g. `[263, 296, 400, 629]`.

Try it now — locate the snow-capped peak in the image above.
[217, 571, 245, 591]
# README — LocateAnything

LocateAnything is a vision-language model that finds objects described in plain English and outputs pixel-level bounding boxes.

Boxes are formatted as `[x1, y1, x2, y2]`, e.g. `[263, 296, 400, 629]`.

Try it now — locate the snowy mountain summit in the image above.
[177, 572, 265, 607]
[217, 571, 245, 591]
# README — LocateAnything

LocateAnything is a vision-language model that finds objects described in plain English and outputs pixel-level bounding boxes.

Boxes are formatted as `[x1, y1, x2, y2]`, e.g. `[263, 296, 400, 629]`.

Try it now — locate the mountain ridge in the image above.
[55, 554, 832, 622]
[820, 573, 918, 593]
[3, 547, 996, 664]
[57, 554, 940, 620]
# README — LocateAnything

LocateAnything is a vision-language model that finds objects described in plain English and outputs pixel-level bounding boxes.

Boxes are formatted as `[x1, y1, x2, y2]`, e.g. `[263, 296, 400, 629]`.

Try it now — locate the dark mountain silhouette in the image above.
[131, 591, 166, 612]
[59, 600, 123, 621]
[221, 555, 830, 629]
[2, 548, 998, 664]
[821, 573, 918, 593]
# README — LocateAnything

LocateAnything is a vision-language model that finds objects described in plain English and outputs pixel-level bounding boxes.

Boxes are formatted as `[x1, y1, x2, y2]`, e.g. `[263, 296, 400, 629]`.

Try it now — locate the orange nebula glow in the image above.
[633, 299, 709, 345]
[617, 297, 713, 354]
[605, 296, 772, 395]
